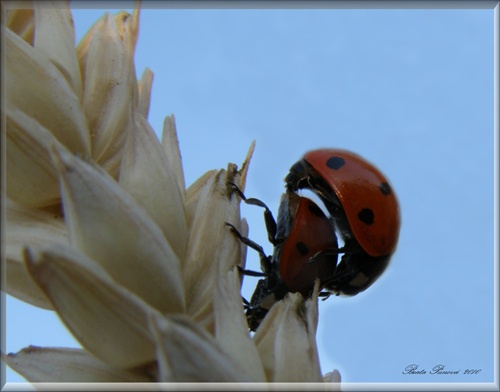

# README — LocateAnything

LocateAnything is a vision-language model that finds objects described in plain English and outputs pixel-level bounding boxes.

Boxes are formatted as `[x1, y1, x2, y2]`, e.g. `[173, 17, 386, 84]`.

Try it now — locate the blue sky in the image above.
[5, 3, 496, 386]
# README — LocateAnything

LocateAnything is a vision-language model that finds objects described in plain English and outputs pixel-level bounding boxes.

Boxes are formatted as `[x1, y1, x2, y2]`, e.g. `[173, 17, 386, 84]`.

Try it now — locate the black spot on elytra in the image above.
[380, 182, 392, 195]
[358, 208, 374, 225]
[326, 156, 345, 170]
[296, 242, 309, 255]
[307, 203, 324, 218]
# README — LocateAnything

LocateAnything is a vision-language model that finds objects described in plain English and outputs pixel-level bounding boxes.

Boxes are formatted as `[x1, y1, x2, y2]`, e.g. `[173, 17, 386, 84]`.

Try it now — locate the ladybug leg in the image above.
[318, 291, 332, 301]
[237, 265, 267, 277]
[311, 183, 341, 207]
[225, 222, 273, 276]
[306, 247, 346, 265]
[243, 198, 278, 246]
[225, 222, 267, 259]
[318, 291, 340, 300]
[228, 181, 246, 199]
[241, 296, 252, 311]
[228, 182, 278, 246]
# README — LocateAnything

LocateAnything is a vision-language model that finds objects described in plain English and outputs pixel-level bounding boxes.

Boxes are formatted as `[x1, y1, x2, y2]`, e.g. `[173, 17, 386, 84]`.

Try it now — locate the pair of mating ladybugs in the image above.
[227, 148, 401, 331]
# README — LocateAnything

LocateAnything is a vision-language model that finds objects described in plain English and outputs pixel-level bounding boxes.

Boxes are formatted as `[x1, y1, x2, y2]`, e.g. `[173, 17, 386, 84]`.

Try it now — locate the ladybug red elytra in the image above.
[276, 193, 338, 295]
[228, 148, 400, 331]
[286, 149, 400, 257]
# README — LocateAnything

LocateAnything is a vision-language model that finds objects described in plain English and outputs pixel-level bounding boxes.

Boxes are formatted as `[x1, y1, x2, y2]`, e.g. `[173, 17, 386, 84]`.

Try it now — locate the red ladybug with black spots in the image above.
[285, 148, 400, 296]
[227, 190, 339, 331]
[228, 148, 400, 331]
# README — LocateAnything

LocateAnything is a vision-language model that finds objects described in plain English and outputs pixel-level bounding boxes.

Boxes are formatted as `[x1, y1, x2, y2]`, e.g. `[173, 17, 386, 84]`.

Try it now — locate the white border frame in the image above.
[1, 1, 498, 391]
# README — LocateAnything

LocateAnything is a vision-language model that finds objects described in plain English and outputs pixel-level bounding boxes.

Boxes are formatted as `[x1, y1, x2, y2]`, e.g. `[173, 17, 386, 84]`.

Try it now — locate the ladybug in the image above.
[285, 148, 400, 296]
[227, 189, 339, 331]
[228, 148, 400, 331]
